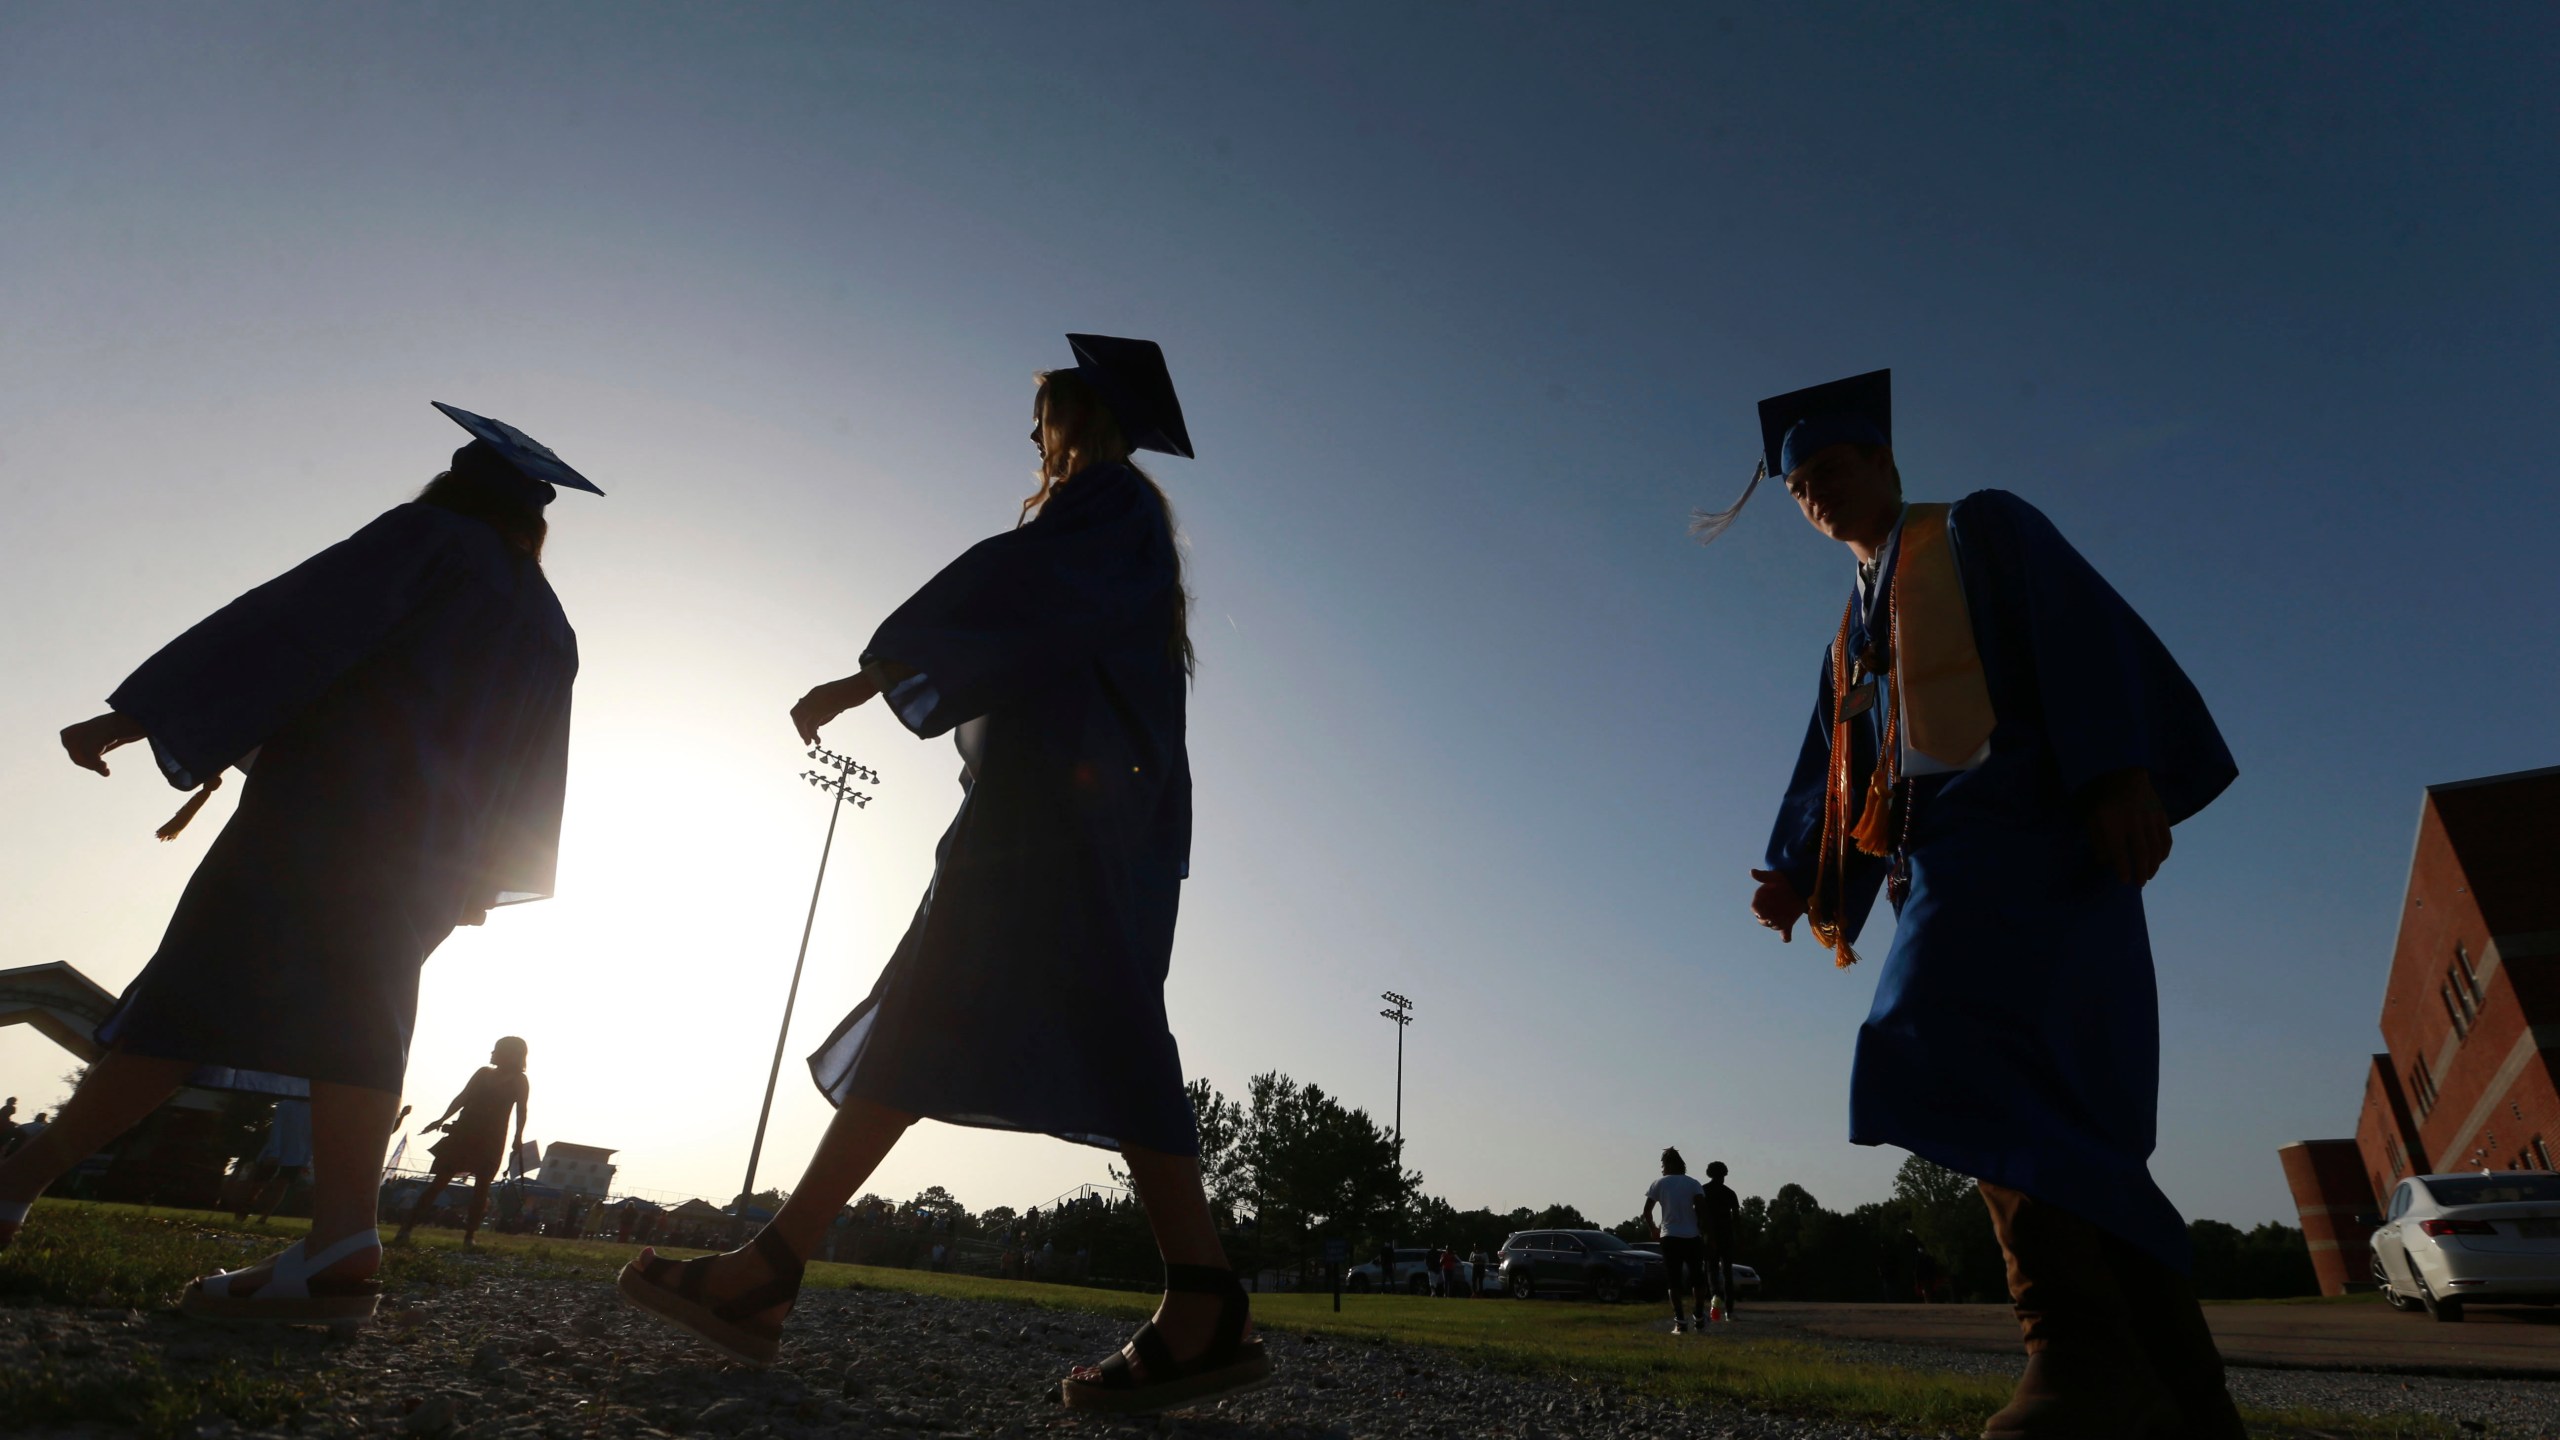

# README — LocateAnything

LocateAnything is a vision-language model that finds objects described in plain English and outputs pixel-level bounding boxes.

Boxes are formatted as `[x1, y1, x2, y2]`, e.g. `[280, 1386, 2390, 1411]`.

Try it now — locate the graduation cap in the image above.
[1063, 334, 1194, 458]
[1759, 369, 1891, 480]
[432, 402, 605, 507]
[1690, 368, 1891, 546]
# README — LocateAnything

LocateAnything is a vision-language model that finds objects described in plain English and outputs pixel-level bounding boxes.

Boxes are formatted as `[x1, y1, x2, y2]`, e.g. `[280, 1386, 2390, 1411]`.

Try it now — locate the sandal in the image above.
[181, 1228, 383, 1323]
[618, 1227, 803, 1367]
[1060, 1262, 1274, 1413]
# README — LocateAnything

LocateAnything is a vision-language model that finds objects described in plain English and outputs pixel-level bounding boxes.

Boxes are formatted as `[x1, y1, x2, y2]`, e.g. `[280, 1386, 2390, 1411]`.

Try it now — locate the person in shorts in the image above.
[1642, 1147, 1709, 1332]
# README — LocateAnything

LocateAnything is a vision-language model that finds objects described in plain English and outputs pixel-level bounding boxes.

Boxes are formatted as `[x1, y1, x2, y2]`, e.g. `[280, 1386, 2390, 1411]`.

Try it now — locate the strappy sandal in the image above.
[1060, 1262, 1274, 1413]
[181, 1228, 383, 1323]
[617, 1227, 803, 1367]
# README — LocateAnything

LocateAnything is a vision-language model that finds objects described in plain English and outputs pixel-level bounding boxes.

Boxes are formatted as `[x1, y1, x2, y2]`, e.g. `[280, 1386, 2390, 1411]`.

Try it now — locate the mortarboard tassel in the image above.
[1688, 460, 1765, 547]
[155, 774, 221, 842]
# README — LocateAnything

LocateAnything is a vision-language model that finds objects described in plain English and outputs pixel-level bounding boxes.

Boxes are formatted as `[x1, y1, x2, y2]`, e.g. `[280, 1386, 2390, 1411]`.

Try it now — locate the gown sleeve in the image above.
[108, 506, 462, 790]
[475, 683, 574, 906]
[1763, 643, 1888, 943]
[1947, 490, 2237, 825]
[861, 469, 1174, 739]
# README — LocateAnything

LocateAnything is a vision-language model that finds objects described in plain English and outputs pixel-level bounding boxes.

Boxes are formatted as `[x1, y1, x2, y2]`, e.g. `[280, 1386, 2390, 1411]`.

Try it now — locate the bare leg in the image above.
[195, 1082, 397, 1293]
[398, 1170, 459, 1241]
[767, 1097, 917, 1255]
[255, 1170, 294, 1224]
[1107, 1145, 1245, 1371]
[0, 1052, 192, 1222]
[634, 1098, 915, 1328]
[462, 1176, 489, 1246]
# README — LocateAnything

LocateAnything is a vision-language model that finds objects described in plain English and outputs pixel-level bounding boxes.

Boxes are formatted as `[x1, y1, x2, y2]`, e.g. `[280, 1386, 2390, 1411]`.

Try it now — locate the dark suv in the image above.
[1496, 1229, 1664, 1302]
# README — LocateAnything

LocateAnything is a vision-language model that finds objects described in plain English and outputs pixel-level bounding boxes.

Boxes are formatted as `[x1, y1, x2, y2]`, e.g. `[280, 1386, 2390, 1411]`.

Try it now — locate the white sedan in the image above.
[2370, 1171, 2560, 1321]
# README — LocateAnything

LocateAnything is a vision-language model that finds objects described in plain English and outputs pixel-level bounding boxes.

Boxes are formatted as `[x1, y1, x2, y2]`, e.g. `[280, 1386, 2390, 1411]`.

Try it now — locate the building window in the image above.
[2385, 1134, 2406, 1180]
[2536, 1136, 2553, 1172]
[2410, 1058, 2438, 1117]
[2455, 942, 2482, 1004]
[2441, 985, 2470, 1038]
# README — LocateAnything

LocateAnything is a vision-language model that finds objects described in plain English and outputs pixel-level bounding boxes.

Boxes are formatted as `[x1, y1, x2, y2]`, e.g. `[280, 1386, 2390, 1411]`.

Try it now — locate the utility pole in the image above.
[734, 746, 879, 1239]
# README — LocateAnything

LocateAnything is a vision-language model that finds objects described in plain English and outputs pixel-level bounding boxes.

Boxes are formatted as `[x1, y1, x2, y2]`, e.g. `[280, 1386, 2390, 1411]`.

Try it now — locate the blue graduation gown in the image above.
[1764, 490, 2235, 1271]
[97, 504, 577, 1094]
[807, 461, 1196, 1155]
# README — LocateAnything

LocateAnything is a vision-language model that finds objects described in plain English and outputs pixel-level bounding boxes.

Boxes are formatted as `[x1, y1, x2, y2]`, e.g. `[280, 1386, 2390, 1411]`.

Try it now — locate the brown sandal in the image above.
[1060, 1263, 1274, 1413]
[617, 1228, 803, 1367]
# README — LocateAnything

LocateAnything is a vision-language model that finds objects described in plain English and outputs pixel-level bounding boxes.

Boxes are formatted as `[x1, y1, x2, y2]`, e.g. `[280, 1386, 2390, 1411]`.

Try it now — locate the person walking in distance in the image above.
[1721, 370, 2241, 1437]
[0, 406, 589, 1327]
[1642, 1147, 1709, 1333]
[618, 338, 1269, 1413]
[1697, 1160, 1742, 1319]
[395, 1037, 532, 1249]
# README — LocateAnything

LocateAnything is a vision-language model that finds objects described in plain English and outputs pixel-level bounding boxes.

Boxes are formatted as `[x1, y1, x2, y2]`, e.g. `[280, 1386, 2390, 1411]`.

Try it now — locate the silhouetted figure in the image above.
[0, 408, 591, 1329]
[226, 1098, 314, 1224]
[396, 1037, 532, 1249]
[1735, 370, 2240, 1437]
[620, 339, 1268, 1413]
[1696, 1160, 1741, 1318]
[618, 1199, 641, 1244]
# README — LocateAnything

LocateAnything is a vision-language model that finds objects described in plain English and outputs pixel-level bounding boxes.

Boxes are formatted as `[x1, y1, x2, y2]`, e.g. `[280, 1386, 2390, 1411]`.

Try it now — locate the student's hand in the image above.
[61, 712, 148, 776]
[791, 672, 881, 744]
[1749, 868, 1805, 942]
[2081, 768, 2171, 887]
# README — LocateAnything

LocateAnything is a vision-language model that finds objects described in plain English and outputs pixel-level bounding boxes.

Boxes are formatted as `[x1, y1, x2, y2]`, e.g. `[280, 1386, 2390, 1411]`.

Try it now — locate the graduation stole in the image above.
[1804, 503, 1996, 968]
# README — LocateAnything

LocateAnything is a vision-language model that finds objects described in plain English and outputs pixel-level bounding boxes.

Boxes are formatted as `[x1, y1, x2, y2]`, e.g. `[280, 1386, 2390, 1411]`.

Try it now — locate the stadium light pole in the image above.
[734, 746, 880, 1238]
[1379, 991, 1413, 1148]
[1379, 990, 1413, 1252]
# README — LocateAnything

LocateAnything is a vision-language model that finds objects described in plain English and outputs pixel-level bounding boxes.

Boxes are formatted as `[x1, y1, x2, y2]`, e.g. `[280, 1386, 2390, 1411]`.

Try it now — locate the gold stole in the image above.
[1804, 503, 1997, 968]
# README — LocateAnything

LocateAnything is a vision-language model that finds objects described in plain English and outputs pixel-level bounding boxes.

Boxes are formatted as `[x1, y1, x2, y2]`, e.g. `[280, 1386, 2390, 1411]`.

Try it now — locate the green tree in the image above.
[1187, 1076, 1250, 1224]
[1236, 1071, 1409, 1285]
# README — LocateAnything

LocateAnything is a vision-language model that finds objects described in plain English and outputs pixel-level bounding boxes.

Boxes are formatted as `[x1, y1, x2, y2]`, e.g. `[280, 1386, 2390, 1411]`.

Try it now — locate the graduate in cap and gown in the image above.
[0, 404, 590, 1324]
[1704, 371, 2242, 1440]
[619, 336, 1271, 1411]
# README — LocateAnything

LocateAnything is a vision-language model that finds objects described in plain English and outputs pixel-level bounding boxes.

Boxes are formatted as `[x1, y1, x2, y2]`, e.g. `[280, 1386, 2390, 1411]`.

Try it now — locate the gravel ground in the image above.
[9, 1254, 2546, 1439]
[2, 1260, 1937, 1440]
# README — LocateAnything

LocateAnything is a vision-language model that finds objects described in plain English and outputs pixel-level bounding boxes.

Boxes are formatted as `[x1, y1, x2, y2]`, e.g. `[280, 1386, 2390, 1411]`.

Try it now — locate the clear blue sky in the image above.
[2, 3, 2552, 1229]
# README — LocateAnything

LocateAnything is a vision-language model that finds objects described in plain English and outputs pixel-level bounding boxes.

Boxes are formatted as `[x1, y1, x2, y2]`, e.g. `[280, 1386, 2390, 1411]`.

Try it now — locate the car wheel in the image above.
[1347, 1274, 1370, 1294]
[1408, 1273, 1432, 1296]
[2411, 1267, 2464, 1323]
[1590, 1275, 1623, 1305]
[2371, 1254, 2421, 1312]
[1509, 1271, 1534, 1300]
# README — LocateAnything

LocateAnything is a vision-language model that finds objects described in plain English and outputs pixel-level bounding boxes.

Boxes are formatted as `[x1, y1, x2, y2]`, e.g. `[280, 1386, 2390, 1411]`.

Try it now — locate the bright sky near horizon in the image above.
[2, 4, 2554, 1232]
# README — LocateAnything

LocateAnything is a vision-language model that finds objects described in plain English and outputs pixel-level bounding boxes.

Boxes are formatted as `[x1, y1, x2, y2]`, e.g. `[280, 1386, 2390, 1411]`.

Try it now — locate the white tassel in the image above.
[1689, 460, 1765, 547]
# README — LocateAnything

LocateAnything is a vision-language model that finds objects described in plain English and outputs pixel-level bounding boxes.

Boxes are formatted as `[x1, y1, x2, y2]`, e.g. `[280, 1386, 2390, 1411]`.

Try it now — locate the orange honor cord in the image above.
[1805, 599, 1863, 969]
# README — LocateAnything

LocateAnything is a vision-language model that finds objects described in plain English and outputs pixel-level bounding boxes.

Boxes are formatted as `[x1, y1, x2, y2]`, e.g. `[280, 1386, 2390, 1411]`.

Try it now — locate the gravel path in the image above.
[1726, 1317, 2560, 1439]
[9, 1255, 2546, 1438]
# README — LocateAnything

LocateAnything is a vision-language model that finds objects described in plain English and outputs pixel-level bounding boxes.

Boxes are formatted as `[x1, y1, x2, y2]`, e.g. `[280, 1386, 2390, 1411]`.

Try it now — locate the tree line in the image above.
[844, 1071, 2319, 1300]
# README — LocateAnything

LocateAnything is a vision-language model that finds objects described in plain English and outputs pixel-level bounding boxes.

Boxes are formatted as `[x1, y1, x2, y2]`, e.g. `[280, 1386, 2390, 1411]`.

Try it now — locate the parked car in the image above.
[2369, 1171, 2560, 1321]
[1497, 1229, 1665, 1302]
[1625, 1242, 1762, 1296]
[1343, 1247, 1483, 1294]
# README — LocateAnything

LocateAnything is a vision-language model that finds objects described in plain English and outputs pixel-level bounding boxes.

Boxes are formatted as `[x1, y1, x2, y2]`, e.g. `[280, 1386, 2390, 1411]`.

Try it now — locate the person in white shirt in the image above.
[1641, 1147, 1710, 1332]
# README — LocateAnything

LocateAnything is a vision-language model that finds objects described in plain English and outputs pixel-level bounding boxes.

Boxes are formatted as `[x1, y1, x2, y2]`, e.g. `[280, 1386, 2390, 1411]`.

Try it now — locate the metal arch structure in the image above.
[0, 962, 119, 1063]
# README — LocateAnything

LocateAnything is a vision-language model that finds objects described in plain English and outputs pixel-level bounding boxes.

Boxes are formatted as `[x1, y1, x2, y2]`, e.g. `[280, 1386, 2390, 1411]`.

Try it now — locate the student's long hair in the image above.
[419, 446, 548, 562]
[1026, 369, 1194, 679]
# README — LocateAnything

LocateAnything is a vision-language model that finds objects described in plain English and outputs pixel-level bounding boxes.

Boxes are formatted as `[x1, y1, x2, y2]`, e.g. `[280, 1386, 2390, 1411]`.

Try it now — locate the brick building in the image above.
[2278, 764, 2560, 1295]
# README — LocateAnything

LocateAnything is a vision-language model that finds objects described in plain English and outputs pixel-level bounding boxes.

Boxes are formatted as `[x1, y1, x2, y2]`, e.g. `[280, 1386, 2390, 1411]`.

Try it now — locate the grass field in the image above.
[0, 1201, 2454, 1438]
